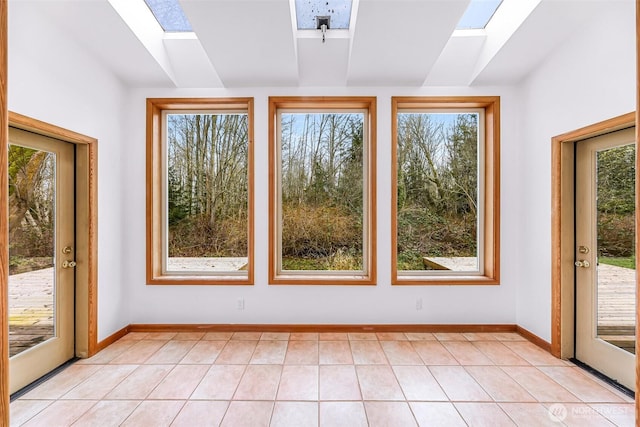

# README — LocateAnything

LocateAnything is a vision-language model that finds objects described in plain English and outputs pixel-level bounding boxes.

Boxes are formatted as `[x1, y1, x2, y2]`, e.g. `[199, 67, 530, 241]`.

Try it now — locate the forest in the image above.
[8, 146, 54, 274]
[166, 113, 249, 261]
[279, 112, 365, 270]
[396, 113, 480, 270]
[597, 144, 636, 268]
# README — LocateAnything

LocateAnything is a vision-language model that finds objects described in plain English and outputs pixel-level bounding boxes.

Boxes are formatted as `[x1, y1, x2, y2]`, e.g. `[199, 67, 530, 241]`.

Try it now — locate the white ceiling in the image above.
[13, 0, 625, 89]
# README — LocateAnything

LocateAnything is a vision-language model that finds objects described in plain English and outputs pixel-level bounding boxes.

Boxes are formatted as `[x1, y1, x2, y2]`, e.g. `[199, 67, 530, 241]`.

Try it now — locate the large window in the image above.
[269, 97, 376, 285]
[147, 98, 254, 285]
[392, 97, 499, 285]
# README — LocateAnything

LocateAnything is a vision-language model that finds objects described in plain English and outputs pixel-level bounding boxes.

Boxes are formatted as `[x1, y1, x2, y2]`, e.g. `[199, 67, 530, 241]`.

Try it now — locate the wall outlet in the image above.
[237, 298, 245, 310]
[416, 297, 423, 311]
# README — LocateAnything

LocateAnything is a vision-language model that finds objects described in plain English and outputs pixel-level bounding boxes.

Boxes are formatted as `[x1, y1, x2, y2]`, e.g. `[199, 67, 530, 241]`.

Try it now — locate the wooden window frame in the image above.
[146, 98, 254, 285]
[391, 96, 500, 285]
[268, 97, 377, 285]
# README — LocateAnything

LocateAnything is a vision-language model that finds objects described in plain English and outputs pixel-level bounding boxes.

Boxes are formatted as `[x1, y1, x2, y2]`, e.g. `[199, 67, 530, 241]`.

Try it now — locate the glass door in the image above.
[9, 127, 75, 394]
[575, 126, 636, 390]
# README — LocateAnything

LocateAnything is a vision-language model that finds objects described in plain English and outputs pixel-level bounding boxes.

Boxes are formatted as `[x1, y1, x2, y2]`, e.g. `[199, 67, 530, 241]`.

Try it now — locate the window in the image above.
[295, 0, 353, 30]
[269, 97, 376, 285]
[392, 97, 499, 285]
[456, 0, 503, 30]
[143, 0, 193, 32]
[147, 98, 254, 285]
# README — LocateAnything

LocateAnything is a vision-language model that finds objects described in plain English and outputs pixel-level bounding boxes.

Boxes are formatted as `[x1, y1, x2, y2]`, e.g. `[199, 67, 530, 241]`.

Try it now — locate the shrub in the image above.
[598, 213, 634, 257]
[168, 214, 247, 257]
[281, 204, 362, 258]
[397, 207, 476, 259]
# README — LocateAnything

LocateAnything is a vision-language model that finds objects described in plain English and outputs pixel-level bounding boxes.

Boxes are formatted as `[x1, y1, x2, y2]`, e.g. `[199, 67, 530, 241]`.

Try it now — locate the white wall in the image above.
[122, 86, 522, 326]
[8, 3, 131, 340]
[516, 2, 636, 341]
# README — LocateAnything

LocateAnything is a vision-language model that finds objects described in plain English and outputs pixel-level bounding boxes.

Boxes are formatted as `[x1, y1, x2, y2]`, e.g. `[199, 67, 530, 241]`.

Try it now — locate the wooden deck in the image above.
[597, 263, 636, 354]
[9, 267, 54, 357]
[423, 256, 478, 271]
[167, 257, 248, 272]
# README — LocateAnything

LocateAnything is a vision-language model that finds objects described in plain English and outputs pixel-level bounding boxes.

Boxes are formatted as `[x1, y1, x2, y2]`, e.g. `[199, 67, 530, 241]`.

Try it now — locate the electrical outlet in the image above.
[416, 297, 423, 311]
[237, 298, 245, 310]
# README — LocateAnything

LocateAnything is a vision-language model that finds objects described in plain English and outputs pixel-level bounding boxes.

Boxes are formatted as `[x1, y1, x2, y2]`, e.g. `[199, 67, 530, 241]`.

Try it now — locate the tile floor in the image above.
[10, 331, 635, 426]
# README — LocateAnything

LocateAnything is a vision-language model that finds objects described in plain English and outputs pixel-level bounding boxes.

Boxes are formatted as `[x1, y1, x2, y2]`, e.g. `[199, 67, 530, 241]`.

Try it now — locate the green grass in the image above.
[282, 251, 362, 271]
[599, 256, 635, 269]
[397, 251, 425, 270]
[282, 257, 326, 271]
[9, 256, 54, 275]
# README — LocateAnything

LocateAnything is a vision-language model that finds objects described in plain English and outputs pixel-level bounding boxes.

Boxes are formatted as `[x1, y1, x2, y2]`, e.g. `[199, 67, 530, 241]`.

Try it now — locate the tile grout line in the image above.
[11, 331, 634, 426]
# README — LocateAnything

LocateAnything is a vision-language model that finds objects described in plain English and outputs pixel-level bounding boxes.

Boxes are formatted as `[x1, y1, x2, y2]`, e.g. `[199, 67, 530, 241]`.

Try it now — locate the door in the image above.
[8, 127, 75, 394]
[575, 126, 636, 390]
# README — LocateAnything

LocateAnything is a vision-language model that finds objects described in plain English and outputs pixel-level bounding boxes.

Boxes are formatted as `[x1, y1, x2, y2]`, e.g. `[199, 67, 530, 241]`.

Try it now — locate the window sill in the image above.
[147, 274, 253, 286]
[392, 274, 499, 286]
[270, 273, 376, 286]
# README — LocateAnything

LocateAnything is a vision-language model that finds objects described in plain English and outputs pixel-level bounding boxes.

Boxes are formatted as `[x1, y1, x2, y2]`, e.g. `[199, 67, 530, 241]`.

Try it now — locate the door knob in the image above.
[575, 260, 590, 268]
[62, 260, 77, 268]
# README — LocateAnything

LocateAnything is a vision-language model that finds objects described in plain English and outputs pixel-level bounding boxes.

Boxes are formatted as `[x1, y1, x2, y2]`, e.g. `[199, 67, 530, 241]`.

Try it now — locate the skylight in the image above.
[456, 0, 503, 30]
[295, 0, 352, 30]
[144, 0, 192, 32]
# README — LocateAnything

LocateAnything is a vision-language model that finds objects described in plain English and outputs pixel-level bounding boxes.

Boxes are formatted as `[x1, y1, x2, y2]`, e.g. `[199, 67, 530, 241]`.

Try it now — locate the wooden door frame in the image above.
[551, 112, 636, 360]
[8, 112, 99, 360]
[635, 1, 640, 419]
[1, 0, 8, 421]
[0, 106, 98, 421]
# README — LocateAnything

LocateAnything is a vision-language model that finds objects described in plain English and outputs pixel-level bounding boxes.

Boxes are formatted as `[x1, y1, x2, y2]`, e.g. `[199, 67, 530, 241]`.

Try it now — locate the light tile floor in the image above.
[10, 331, 635, 426]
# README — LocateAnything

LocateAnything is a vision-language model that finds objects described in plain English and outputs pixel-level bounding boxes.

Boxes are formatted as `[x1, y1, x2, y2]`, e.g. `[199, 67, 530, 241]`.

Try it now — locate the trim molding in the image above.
[8, 112, 97, 144]
[0, 0, 9, 423]
[124, 323, 552, 352]
[8, 112, 100, 358]
[268, 97, 377, 285]
[129, 323, 518, 333]
[390, 96, 501, 286]
[635, 0, 639, 418]
[95, 325, 130, 353]
[551, 112, 635, 359]
[516, 325, 552, 353]
[146, 98, 255, 285]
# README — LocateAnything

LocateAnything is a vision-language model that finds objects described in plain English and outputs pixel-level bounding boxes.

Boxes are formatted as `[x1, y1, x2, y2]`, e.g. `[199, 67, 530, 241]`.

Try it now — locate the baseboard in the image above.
[516, 325, 552, 352]
[94, 323, 554, 356]
[128, 323, 519, 333]
[95, 325, 130, 353]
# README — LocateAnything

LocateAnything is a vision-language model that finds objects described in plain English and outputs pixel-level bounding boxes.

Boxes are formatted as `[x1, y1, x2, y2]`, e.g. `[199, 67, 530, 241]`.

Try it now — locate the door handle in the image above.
[62, 260, 77, 268]
[575, 260, 590, 268]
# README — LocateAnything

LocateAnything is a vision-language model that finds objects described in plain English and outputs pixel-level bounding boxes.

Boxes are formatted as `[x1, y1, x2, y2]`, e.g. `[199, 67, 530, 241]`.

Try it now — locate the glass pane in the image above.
[295, 0, 353, 30]
[396, 113, 480, 273]
[165, 113, 249, 274]
[596, 143, 636, 354]
[280, 112, 364, 271]
[144, 0, 193, 32]
[456, 0, 503, 30]
[8, 145, 56, 357]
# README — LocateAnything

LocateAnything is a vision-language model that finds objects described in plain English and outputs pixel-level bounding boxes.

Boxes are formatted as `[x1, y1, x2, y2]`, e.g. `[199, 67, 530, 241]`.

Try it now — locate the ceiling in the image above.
[12, 0, 622, 89]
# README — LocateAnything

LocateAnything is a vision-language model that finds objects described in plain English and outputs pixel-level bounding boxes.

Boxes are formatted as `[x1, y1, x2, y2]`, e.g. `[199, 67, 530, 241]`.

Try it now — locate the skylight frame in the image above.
[294, 0, 353, 30]
[143, 0, 193, 33]
[456, 0, 503, 30]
